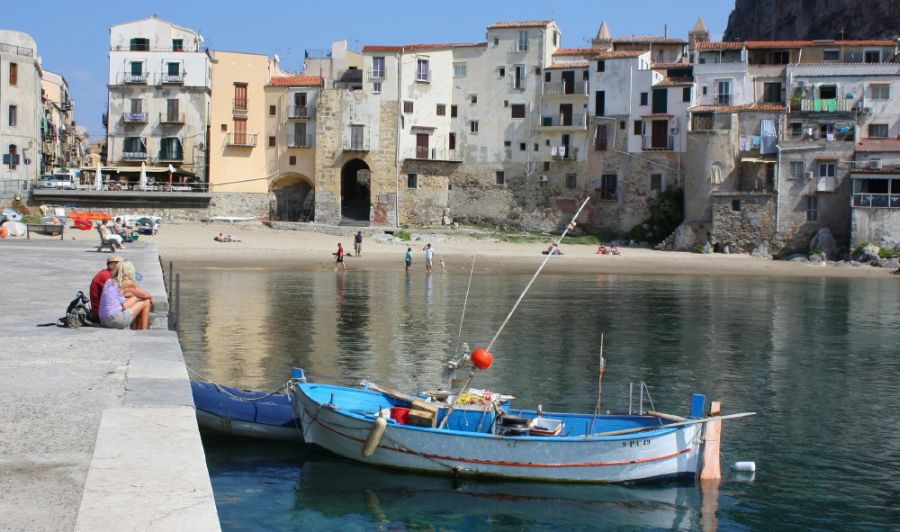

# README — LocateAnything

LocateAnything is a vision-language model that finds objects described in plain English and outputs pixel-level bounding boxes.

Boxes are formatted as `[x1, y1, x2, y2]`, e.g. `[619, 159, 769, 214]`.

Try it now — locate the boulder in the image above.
[672, 224, 696, 251]
[857, 244, 881, 263]
[808, 253, 827, 263]
[809, 227, 838, 259]
[878, 258, 900, 269]
[751, 241, 771, 258]
[786, 253, 809, 262]
[702, 242, 713, 254]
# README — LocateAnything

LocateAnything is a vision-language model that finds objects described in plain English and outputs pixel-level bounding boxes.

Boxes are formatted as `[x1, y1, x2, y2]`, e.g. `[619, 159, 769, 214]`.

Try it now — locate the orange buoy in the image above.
[471, 348, 493, 370]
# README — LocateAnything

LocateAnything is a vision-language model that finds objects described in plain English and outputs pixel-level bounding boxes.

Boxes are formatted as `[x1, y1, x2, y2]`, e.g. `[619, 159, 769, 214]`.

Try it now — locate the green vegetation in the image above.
[879, 248, 899, 259]
[628, 189, 684, 245]
[22, 214, 40, 224]
[853, 242, 870, 256]
[694, 243, 706, 254]
[809, 247, 824, 256]
[394, 230, 412, 241]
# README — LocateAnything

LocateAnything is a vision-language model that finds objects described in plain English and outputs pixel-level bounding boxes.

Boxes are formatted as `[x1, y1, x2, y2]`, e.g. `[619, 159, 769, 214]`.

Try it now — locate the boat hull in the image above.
[191, 380, 302, 441]
[293, 383, 702, 483]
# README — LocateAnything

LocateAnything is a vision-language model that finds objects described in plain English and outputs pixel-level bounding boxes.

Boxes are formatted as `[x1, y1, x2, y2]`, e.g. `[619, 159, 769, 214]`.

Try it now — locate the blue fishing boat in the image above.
[191, 380, 302, 441]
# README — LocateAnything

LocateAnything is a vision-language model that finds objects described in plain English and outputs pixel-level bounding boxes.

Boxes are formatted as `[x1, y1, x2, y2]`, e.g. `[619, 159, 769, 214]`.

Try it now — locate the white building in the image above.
[41, 69, 83, 173]
[106, 15, 211, 184]
[0, 30, 42, 190]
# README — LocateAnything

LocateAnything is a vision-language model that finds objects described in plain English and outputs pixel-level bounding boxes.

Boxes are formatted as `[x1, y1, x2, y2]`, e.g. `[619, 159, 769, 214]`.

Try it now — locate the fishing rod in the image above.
[438, 197, 591, 429]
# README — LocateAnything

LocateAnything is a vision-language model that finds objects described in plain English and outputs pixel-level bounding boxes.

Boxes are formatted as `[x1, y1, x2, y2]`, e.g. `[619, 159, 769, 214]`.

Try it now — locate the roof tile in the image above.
[856, 138, 900, 152]
[270, 75, 324, 87]
[487, 20, 554, 29]
[613, 36, 687, 44]
[690, 103, 785, 113]
[362, 43, 485, 52]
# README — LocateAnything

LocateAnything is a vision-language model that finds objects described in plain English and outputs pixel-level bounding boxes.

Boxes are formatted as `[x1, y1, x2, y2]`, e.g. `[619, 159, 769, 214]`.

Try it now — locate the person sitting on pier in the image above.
[98, 221, 125, 249]
[89, 254, 123, 323]
[98, 259, 153, 330]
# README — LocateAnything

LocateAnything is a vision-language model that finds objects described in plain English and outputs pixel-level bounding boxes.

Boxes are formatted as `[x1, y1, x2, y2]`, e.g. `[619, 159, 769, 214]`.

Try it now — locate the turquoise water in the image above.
[178, 269, 900, 531]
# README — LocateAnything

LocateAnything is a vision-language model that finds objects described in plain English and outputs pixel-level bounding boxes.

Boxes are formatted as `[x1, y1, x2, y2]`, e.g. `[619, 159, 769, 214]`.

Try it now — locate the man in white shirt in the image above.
[423, 243, 435, 273]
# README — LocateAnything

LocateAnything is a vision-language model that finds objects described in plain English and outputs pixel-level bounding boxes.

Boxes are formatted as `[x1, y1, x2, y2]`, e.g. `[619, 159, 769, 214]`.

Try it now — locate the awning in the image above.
[850, 172, 900, 179]
[741, 157, 777, 164]
[79, 165, 197, 177]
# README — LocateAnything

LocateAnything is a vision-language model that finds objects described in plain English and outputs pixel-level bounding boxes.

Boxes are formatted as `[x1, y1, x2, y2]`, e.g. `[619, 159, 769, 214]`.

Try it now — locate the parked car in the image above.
[37, 173, 77, 190]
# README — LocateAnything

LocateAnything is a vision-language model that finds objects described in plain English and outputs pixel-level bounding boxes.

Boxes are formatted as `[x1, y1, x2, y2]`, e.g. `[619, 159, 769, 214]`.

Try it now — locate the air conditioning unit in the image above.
[870, 159, 882, 169]
[804, 171, 814, 180]
[537, 174, 549, 182]
[862, 107, 873, 114]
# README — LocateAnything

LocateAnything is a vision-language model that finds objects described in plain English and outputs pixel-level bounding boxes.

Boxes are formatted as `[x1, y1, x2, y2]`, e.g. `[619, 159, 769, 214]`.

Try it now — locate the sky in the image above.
[5, 0, 734, 140]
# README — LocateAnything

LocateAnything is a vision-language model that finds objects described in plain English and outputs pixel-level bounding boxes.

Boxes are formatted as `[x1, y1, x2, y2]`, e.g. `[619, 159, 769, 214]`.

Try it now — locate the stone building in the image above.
[0, 30, 42, 190]
[850, 139, 900, 248]
[106, 16, 211, 186]
[40, 69, 84, 173]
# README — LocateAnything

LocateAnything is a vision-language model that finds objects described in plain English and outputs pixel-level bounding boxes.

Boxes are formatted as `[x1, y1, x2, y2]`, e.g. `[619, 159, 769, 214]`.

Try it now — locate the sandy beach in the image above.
[44, 221, 895, 279]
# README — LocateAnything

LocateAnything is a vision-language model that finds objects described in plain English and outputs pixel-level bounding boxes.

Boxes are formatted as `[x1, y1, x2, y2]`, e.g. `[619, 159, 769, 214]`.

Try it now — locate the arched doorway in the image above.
[340, 159, 370, 222]
[271, 174, 314, 221]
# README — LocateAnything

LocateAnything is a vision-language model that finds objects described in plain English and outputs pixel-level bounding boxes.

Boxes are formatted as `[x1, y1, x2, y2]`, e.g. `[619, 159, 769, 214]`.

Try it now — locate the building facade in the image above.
[0, 30, 42, 190]
[41, 69, 85, 173]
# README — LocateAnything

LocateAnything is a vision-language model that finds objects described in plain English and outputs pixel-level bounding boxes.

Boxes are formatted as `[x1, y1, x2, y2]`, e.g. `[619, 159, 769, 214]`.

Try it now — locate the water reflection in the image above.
[179, 269, 900, 529]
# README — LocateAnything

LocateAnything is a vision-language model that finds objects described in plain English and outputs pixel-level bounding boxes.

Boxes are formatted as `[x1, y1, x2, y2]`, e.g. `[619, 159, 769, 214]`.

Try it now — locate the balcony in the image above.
[121, 72, 148, 84]
[796, 98, 854, 113]
[286, 134, 314, 148]
[159, 112, 185, 125]
[367, 68, 385, 80]
[403, 147, 462, 162]
[159, 73, 185, 85]
[121, 151, 148, 161]
[343, 137, 370, 151]
[60, 100, 72, 111]
[233, 99, 249, 115]
[540, 113, 587, 129]
[853, 193, 900, 208]
[551, 147, 578, 160]
[642, 135, 675, 151]
[225, 133, 257, 147]
[288, 105, 314, 119]
[157, 150, 183, 162]
[123, 112, 147, 124]
[543, 81, 589, 96]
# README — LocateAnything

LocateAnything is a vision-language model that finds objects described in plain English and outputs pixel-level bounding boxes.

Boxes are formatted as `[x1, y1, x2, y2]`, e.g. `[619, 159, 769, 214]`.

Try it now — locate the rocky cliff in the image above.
[724, 0, 900, 41]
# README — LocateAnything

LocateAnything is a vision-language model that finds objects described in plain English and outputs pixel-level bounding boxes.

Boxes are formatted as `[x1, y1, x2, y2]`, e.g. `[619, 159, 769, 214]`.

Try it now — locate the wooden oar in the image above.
[588, 411, 756, 437]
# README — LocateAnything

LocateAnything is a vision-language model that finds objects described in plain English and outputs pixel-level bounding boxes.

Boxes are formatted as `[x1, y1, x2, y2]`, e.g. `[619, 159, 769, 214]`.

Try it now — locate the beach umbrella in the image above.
[167, 164, 175, 188]
[139, 162, 148, 189]
[95, 162, 103, 190]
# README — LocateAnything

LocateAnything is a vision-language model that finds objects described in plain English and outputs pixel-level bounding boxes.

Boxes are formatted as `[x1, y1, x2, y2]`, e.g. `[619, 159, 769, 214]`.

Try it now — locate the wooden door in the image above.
[652, 88, 668, 114]
[559, 103, 573, 126]
[651, 120, 668, 149]
[416, 133, 429, 159]
[234, 84, 248, 110]
[561, 71, 575, 94]
[234, 119, 247, 145]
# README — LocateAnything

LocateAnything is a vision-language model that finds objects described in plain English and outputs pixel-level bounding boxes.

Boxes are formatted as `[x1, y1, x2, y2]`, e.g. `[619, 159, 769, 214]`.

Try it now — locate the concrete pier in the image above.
[0, 238, 219, 531]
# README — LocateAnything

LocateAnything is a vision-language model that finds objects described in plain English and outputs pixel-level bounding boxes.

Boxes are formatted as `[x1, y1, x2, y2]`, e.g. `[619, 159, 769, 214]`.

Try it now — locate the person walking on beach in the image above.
[405, 247, 413, 272]
[423, 243, 435, 273]
[334, 242, 346, 270]
[354, 231, 363, 257]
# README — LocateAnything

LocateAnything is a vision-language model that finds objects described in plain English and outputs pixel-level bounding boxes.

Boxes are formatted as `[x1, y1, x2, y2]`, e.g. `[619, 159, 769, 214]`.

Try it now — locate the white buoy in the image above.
[362, 417, 387, 457]
[733, 461, 756, 472]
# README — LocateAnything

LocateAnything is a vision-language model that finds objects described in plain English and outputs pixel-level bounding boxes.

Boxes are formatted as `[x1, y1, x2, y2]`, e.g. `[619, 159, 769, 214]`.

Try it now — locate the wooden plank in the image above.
[700, 400, 722, 480]
[647, 410, 686, 422]
[588, 411, 754, 437]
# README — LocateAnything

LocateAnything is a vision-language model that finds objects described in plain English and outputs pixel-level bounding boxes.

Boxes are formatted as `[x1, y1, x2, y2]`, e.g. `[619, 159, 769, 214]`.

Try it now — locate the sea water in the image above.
[177, 269, 900, 531]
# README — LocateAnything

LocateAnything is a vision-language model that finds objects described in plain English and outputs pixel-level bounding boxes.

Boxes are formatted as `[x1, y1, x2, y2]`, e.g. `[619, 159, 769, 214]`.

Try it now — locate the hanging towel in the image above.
[752, 136, 761, 147]
[760, 119, 777, 155]
[551, 146, 558, 156]
[739, 136, 752, 151]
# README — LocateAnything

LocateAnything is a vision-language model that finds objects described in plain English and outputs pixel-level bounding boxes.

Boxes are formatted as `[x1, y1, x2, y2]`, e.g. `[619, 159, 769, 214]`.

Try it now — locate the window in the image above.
[596, 60, 605, 72]
[372, 81, 382, 93]
[518, 31, 528, 52]
[449, 132, 456, 150]
[599, 174, 617, 201]
[543, 161, 551, 171]
[702, 85, 708, 95]
[544, 71, 551, 83]
[492, 37, 500, 47]
[8, 105, 16, 127]
[451, 105, 458, 118]
[350, 125, 365, 149]
[650, 174, 663, 191]
[130, 98, 142, 114]
[595, 124, 608, 151]
[565, 174, 577, 188]
[403, 101, 413, 114]
[159, 137, 183, 160]
[864, 49, 882, 63]
[640, 92, 649, 106]
[499, 67, 506, 77]
[732, 199, 741, 211]
[9, 63, 17, 85]
[5, 144, 18, 170]
[496, 171, 505, 185]
[595, 91, 605, 116]
[534, 143, 539, 151]
[683, 87, 691, 102]
[790, 161, 805, 178]
[511, 104, 526, 118]
[773, 51, 790, 64]
[823, 49, 840, 62]
[453, 63, 467, 78]
[407, 173, 418, 189]
[790, 122, 802, 138]
[619, 120, 626, 130]
[372, 57, 385, 78]
[123, 136, 146, 154]
[436, 104, 446, 116]
[870, 84, 890, 100]
[553, 31, 558, 47]
[166, 99, 179, 121]
[717, 80, 731, 105]
[763, 82, 783, 103]
[416, 58, 430, 82]
[289, 155, 296, 165]
[221, 124, 227, 132]
[806, 196, 818, 221]
[868, 124, 889, 138]
[269, 105, 276, 116]
[167, 62, 180, 76]
[470, 121, 479, 134]
[633, 120, 643, 135]
[503, 141, 511, 147]
[233, 83, 248, 110]
[268, 136, 276, 147]
[583, 70, 589, 81]
[129, 38, 149, 51]
[519, 142, 526, 151]
[819, 85, 837, 99]
[818, 162, 836, 177]
[172, 39, 183, 51]
[513, 65, 526, 89]
[470, 95, 477, 104]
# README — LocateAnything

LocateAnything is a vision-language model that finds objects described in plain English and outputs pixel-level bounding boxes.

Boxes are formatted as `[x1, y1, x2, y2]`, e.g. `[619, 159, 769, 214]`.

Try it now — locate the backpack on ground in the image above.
[60, 291, 94, 328]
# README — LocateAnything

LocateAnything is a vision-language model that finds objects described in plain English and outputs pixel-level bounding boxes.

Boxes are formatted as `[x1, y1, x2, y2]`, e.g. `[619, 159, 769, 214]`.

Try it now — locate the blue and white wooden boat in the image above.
[191, 380, 302, 441]
[290, 377, 742, 483]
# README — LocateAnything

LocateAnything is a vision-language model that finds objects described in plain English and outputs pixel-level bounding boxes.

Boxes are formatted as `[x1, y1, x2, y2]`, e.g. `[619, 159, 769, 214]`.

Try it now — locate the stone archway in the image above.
[340, 158, 370, 222]
[271, 174, 314, 222]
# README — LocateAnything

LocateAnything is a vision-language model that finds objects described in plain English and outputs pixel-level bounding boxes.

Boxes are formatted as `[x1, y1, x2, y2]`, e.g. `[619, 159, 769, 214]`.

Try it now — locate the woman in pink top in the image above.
[98, 260, 153, 329]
